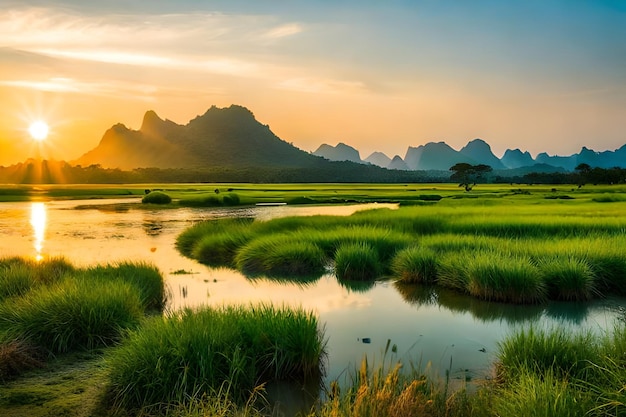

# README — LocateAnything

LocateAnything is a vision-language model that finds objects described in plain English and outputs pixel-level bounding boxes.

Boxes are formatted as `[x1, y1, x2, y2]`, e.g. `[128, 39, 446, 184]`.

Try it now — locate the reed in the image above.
[106, 304, 326, 413]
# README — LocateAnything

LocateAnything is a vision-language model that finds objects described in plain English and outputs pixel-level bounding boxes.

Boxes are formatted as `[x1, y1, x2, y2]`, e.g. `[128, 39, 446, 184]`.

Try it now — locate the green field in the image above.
[2, 182, 625, 205]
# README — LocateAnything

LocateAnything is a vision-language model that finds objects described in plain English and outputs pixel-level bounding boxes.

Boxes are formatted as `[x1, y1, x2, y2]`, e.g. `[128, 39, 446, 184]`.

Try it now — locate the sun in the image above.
[29, 120, 49, 141]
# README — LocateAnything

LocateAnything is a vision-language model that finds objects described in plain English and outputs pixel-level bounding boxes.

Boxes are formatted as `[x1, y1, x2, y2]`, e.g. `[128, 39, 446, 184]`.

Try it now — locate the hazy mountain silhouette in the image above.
[387, 155, 410, 171]
[501, 149, 534, 169]
[459, 139, 505, 169]
[364, 152, 392, 168]
[313, 142, 362, 163]
[404, 142, 476, 170]
[75, 103, 626, 172]
[76, 105, 325, 170]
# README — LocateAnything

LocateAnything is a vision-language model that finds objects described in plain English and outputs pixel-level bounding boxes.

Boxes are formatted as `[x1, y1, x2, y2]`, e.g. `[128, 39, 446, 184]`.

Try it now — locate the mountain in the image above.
[534, 152, 578, 171]
[404, 141, 476, 171]
[459, 139, 505, 169]
[76, 105, 325, 169]
[313, 142, 362, 163]
[387, 155, 410, 171]
[364, 152, 392, 168]
[501, 149, 534, 169]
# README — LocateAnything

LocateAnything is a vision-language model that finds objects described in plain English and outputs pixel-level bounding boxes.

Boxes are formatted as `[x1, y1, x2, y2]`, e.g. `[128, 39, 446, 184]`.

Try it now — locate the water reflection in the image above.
[395, 282, 543, 325]
[30, 202, 47, 261]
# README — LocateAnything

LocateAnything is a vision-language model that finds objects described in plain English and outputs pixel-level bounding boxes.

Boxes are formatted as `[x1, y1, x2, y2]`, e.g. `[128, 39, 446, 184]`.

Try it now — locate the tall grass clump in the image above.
[539, 256, 598, 301]
[176, 218, 254, 258]
[391, 246, 438, 284]
[193, 229, 254, 267]
[235, 234, 327, 277]
[0, 263, 35, 301]
[0, 279, 143, 353]
[0, 256, 74, 300]
[466, 253, 546, 304]
[492, 368, 593, 417]
[313, 226, 413, 263]
[334, 242, 381, 281]
[106, 304, 325, 413]
[437, 252, 472, 292]
[80, 262, 167, 312]
[142, 191, 172, 204]
[497, 327, 597, 382]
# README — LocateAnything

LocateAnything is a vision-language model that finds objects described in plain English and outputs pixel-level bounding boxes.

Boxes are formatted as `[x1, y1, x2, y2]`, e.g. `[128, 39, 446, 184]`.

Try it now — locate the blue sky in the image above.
[1, 0, 624, 164]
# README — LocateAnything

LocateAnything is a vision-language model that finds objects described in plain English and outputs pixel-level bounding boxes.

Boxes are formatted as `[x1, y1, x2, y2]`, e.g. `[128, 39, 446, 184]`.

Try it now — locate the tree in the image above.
[449, 163, 493, 191]
[575, 163, 591, 188]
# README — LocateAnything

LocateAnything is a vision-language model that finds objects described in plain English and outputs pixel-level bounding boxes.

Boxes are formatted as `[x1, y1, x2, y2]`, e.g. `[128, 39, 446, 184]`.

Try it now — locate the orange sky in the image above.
[1, 1, 625, 166]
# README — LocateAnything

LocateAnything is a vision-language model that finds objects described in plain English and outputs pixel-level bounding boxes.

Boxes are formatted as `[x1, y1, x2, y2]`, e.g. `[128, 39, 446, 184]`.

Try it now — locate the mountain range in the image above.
[76, 104, 625, 173]
[314, 140, 626, 172]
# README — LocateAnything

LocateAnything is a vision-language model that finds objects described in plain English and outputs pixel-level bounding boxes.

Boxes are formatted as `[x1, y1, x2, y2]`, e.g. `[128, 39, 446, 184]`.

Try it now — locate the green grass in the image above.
[141, 191, 172, 204]
[334, 242, 382, 281]
[105, 304, 326, 413]
[177, 193, 626, 303]
[465, 253, 546, 304]
[391, 246, 438, 284]
[77, 262, 167, 312]
[0, 279, 143, 354]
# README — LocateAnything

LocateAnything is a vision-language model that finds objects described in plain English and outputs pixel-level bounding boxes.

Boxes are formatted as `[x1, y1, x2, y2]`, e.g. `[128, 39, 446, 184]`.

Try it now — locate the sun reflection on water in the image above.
[30, 202, 47, 261]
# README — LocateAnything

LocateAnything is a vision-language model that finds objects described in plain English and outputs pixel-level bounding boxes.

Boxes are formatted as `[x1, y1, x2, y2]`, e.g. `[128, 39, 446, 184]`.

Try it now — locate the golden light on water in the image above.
[30, 202, 47, 261]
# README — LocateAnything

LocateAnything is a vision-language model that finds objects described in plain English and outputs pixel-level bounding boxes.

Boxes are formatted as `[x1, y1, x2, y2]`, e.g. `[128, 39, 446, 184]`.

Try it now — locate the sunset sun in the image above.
[28, 120, 49, 141]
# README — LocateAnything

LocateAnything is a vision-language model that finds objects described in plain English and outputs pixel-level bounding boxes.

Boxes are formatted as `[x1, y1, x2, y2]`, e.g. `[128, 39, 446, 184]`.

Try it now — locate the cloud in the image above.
[263, 23, 303, 39]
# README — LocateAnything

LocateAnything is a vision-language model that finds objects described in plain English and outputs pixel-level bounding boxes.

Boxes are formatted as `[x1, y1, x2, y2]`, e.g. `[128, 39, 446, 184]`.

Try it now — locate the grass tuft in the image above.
[142, 191, 172, 204]
[105, 304, 326, 413]
[391, 246, 438, 284]
[334, 242, 381, 281]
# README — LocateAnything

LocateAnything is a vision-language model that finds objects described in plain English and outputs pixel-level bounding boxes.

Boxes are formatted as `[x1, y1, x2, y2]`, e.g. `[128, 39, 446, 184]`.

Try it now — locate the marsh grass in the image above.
[141, 191, 172, 204]
[105, 304, 326, 413]
[492, 368, 593, 417]
[192, 230, 254, 267]
[0, 280, 143, 354]
[391, 247, 438, 284]
[539, 256, 598, 301]
[465, 253, 546, 304]
[79, 262, 167, 312]
[235, 235, 326, 276]
[177, 196, 626, 303]
[494, 324, 626, 417]
[176, 218, 254, 258]
[497, 327, 597, 382]
[334, 242, 381, 281]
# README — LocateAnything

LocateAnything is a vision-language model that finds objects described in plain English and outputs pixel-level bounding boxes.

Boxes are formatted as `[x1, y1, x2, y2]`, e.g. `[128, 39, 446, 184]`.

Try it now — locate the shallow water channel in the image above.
[1, 199, 624, 411]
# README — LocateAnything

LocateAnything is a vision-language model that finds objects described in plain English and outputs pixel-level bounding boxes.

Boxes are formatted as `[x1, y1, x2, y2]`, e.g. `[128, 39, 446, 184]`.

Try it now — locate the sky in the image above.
[1, 0, 625, 166]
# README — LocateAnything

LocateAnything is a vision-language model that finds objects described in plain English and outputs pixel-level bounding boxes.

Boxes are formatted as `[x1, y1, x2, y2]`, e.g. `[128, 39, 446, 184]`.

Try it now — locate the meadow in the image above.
[1, 183, 626, 416]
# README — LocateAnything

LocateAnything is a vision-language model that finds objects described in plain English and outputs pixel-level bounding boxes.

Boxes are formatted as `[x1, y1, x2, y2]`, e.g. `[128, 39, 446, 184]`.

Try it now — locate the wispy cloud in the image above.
[263, 23, 303, 39]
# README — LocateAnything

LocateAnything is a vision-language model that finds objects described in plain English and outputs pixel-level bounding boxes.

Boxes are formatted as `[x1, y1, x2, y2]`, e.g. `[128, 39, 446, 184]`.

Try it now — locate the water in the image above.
[1, 199, 624, 393]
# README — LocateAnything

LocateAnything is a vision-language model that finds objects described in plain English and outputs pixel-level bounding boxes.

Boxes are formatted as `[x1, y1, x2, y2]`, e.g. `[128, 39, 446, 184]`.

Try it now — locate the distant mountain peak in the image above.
[313, 142, 362, 163]
[140, 110, 163, 131]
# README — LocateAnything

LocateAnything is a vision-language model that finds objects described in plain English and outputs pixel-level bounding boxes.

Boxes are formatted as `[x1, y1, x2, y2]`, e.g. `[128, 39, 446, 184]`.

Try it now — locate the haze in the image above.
[1, 0, 625, 166]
